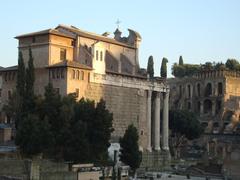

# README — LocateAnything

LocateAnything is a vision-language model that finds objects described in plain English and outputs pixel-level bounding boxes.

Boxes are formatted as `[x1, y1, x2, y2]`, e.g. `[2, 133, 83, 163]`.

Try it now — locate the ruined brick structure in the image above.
[168, 70, 240, 133]
[0, 25, 170, 153]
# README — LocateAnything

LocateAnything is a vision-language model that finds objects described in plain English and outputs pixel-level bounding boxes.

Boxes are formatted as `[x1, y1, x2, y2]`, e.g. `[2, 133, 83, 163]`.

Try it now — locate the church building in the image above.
[0, 25, 169, 154]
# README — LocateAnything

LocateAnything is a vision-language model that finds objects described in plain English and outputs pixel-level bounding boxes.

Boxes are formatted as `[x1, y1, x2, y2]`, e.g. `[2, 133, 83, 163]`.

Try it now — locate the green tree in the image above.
[64, 120, 90, 163]
[15, 114, 53, 156]
[90, 99, 114, 163]
[214, 62, 226, 70]
[119, 124, 142, 176]
[201, 62, 213, 70]
[147, 56, 154, 78]
[225, 59, 240, 70]
[25, 48, 35, 112]
[160, 57, 168, 78]
[179, 56, 184, 65]
[169, 110, 203, 158]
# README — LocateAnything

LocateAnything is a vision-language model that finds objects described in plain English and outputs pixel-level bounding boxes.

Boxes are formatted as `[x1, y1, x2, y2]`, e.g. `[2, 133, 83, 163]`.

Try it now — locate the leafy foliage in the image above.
[147, 56, 154, 78]
[169, 110, 203, 140]
[169, 110, 203, 158]
[225, 59, 240, 71]
[172, 58, 240, 78]
[119, 124, 142, 174]
[15, 114, 53, 156]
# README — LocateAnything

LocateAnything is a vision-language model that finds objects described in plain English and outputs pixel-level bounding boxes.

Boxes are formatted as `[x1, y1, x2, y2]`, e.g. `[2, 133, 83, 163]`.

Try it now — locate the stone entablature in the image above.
[91, 73, 169, 92]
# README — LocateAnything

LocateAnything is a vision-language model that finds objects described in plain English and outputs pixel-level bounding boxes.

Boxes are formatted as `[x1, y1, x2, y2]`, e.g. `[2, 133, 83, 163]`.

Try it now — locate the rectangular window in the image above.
[56, 69, 60, 79]
[100, 51, 103, 61]
[52, 69, 55, 79]
[75, 88, 79, 97]
[12, 72, 15, 80]
[4, 73, 7, 82]
[8, 90, 11, 99]
[61, 69, 64, 78]
[88, 72, 90, 82]
[96, 50, 98, 60]
[8, 72, 11, 81]
[60, 48, 67, 61]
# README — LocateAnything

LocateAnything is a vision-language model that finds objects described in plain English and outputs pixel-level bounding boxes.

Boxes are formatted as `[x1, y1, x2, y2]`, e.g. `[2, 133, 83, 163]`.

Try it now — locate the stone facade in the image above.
[0, 25, 170, 151]
[168, 70, 240, 133]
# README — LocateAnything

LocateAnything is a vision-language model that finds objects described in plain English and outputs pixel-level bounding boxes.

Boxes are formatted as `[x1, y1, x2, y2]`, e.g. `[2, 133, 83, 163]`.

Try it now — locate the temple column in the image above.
[163, 91, 169, 151]
[147, 90, 152, 152]
[154, 92, 161, 151]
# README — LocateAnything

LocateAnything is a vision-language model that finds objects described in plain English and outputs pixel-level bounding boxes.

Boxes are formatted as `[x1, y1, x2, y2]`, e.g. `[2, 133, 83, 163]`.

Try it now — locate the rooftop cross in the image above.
[116, 19, 121, 29]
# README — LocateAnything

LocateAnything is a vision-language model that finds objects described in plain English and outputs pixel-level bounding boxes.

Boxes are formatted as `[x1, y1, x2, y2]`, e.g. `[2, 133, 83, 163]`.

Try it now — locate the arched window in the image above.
[187, 84, 191, 98]
[96, 50, 99, 60]
[76, 70, 80, 80]
[197, 83, 201, 97]
[205, 83, 212, 97]
[204, 99, 212, 114]
[218, 82, 223, 95]
[197, 101, 201, 112]
[179, 85, 182, 97]
[81, 71, 84, 80]
[72, 70, 76, 79]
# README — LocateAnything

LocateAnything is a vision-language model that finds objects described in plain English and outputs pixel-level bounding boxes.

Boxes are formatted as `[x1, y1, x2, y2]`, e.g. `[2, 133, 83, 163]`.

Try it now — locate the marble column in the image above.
[162, 91, 169, 151]
[154, 92, 161, 151]
[147, 90, 152, 152]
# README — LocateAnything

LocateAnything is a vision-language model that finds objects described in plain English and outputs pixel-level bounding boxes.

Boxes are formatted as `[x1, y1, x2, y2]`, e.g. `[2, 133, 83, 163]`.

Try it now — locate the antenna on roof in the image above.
[116, 19, 121, 29]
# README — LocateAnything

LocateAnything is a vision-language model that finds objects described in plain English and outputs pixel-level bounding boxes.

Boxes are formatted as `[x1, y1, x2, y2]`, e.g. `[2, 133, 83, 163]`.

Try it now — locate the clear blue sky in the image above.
[1, 0, 240, 76]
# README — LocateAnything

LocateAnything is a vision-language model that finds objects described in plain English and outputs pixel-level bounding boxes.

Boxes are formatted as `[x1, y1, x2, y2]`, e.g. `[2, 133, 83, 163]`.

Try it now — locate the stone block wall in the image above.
[85, 83, 148, 149]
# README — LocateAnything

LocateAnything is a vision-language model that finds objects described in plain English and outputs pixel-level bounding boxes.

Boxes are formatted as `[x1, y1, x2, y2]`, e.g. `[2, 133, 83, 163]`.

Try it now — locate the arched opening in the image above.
[179, 85, 182, 97]
[197, 83, 201, 97]
[204, 99, 212, 114]
[197, 101, 201, 113]
[205, 83, 212, 97]
[187, 102, 191, 110]
[201, 122, 208, 129]
[216, 100, 222, 114]
[187, 84, 191, 98]
[218, 82, 223, 95]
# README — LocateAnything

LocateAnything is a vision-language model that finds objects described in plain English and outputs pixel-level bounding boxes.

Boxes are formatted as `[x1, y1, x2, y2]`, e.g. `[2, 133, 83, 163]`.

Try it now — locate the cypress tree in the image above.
[16, 51, 26, 128]
[25, 48, 35, 111]
[16, 51, 25, 99]
[179, 56, 184, 65]
[147, 56, 154, 78]
[160, 57, 168, 78]
[119, 124, 142, 176]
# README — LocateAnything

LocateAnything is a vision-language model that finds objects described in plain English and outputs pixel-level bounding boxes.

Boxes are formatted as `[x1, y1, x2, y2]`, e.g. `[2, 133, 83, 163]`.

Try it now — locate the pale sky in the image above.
[0, 0, 240, 76]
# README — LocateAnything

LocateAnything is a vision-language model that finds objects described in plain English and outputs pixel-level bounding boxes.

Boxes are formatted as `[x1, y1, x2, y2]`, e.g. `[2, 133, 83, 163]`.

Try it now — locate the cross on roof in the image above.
[116, 19, 121, 29]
